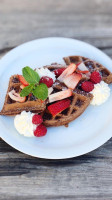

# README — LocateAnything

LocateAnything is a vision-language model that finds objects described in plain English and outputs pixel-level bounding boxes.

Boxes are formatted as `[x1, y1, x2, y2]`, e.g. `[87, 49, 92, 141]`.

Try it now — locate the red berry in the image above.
[53, 68, 65, 78]
[81, 81, 94, 92]
[18, 75, 29, 86]
[48, 99, 71, 116]
[34, 124, 47, 137]
[39, 76, 53, 88]
[32, 114, 43, 125]
[90, 71, 101, 84]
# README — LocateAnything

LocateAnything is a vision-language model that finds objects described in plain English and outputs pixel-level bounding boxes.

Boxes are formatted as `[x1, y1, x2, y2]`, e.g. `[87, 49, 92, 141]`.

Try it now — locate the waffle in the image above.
[0, 75, 46, 116]
[63, 55, 112, 84]
[44, 62, 67, 71]
[42, 82, 93, 127]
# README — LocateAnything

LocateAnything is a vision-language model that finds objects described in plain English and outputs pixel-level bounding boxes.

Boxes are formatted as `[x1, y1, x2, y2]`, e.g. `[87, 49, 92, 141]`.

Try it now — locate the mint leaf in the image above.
[20, 84, 34, 97]
[32, 83, 48, 100]
[22, 66, 40, 84]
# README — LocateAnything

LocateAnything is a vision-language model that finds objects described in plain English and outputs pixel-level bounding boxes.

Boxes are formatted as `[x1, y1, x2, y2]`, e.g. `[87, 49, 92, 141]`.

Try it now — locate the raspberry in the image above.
[39, 76, 53, 88]
[90, 71, 101, 84]
[34, 124, 47, 137]
[53, 68, 65, 77]
[32, 114, 43, 125]
[48, 99, 71, 116]
[81, 81, 94, 92]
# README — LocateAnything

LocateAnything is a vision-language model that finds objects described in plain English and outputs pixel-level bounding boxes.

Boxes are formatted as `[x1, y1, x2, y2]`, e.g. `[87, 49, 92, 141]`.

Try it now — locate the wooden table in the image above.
[0, 0, 112, 199]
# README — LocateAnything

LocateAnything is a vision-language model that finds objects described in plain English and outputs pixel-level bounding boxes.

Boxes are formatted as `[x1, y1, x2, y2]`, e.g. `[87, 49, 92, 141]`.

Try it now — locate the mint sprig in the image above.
[20, 66, 48, 100]
[32, 83, 48, 100]
[20, 84, 35, 97]
[22, 66, 40, 84]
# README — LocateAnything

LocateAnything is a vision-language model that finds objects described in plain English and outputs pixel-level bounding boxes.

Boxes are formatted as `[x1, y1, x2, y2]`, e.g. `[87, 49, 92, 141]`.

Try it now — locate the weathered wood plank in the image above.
[0, 137, 112, 200]
[0, 0, 112, 50]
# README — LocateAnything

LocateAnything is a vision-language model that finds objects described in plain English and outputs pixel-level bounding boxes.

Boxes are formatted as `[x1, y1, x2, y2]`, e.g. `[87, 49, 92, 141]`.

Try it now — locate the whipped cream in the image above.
[36, 67, 56, 82]
[14, 111, 36, 137]
[90, 81, 110, 105]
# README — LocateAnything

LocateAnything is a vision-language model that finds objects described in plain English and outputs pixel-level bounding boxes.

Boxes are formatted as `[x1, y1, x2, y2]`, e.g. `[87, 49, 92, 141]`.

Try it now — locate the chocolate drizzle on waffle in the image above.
[64, 55, 112, 84]
[0, 75, 46, 116]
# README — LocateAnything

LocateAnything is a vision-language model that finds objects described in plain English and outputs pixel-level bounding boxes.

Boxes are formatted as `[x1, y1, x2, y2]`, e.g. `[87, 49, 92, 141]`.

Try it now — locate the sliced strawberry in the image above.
[18, 75, 29, 86]
[77, 62, 89, 72]
[8, 90, 26, 103]
[58, 63, 77, 82]
[86, 72, 91, 79]
[76, 62, 81, 67]
[20, 84, 25, 89]
[48, 87, 53, 96]
[48, 99, 71, 116]
[63, 73, 82, 90]
[53, 68, 65, 78]
[49, 89, 72, 103]
[40, 100, 44, 103]
[77, 70, 89, 74]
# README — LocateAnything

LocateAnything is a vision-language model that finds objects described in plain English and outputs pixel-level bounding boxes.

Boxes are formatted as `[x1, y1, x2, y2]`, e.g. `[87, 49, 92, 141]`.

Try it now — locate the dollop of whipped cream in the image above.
[90, 81, 110, 105]
[36, 67, 56, 82]
[14, 111, 36, 137]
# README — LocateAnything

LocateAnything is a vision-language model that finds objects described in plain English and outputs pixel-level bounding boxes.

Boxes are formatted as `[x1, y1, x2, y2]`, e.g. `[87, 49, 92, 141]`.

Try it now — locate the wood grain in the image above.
[0, 0, 112, 50]
[0, 138, 112, 200]
[0, 0, 112, 199]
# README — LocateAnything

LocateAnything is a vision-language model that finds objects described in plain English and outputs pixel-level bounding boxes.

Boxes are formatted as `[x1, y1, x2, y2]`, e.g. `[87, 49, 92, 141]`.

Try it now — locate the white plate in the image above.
[0, 37, 112, 159]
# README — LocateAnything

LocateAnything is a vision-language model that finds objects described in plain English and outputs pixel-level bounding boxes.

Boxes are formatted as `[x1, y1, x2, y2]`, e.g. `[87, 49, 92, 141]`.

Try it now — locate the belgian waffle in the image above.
[64, 55, 112, 84]
[0, 75, 46, 116]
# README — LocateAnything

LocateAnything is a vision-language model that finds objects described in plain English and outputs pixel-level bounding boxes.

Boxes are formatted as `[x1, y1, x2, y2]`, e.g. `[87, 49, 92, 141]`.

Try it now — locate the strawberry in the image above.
[39, 76, 53, 88]
[49, 89, 72, 103]
[48, 99, 71, 116]
[48, 87, 53, 96]
[18, 75, 29, 86]
[20, 84, 25, 89]
[32, 114, 43, 125]
[40, 100, 44, 103]
[53, 68, 65, 77]
[77, 70, 89, 74]
[58, 63, 77, 82]
[81, 81, 94, 92]
[76, 62, 81, 67]
[34, 124, 47, 137]
[63, 73, 82, 90]
[90, 71, 101, 84]
[77, 62, 89, 72]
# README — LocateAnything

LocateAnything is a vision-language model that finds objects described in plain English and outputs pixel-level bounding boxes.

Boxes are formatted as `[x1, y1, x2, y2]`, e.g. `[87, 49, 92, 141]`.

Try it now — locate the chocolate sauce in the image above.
[12, 77, 19, 83]
[100, 69, 109, 77]
[84, 61, 95, 72]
